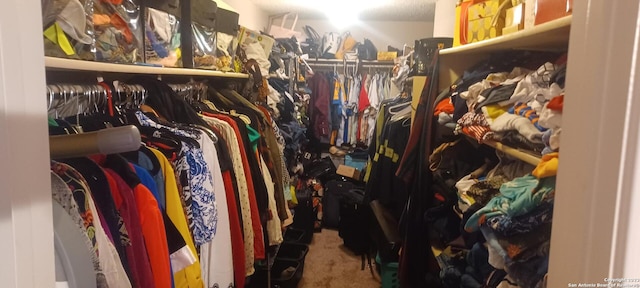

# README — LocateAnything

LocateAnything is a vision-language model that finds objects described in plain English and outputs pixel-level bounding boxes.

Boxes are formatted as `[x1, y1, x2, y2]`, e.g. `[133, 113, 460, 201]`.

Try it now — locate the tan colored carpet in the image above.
[298, 229, 381, 288]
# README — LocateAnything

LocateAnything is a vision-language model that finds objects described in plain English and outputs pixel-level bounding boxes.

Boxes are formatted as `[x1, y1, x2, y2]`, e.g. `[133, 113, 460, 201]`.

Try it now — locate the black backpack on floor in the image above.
[338, 187, 368, 255]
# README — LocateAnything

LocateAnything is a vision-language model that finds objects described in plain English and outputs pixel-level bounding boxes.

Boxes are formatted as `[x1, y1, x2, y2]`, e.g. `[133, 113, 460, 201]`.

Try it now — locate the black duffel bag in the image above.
[323, 178, 362, 229]
[302, 156, 336, 182]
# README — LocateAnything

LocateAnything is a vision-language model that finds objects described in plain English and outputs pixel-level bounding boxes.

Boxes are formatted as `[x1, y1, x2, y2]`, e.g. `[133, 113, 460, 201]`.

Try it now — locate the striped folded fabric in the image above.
[509, 103, 547, 131]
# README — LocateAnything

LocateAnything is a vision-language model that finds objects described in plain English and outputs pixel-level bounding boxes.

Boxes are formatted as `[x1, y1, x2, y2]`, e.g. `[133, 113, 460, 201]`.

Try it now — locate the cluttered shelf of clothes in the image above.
[47, 71, 314, 288]
[383, 50, 565, 287]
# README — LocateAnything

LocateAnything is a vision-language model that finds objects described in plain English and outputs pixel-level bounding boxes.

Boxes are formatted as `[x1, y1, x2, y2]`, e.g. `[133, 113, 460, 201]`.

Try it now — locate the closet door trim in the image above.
[549, 0, 640, 285]
[0, 0, 54, 287]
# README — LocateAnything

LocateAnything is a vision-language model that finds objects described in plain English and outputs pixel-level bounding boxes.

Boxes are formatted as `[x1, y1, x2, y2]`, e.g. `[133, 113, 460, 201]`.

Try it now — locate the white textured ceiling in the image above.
[250, 0, 436, 21]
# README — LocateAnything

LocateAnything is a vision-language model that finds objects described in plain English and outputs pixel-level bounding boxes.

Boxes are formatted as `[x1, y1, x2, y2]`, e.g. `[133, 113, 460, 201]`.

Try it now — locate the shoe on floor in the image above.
[329, 146, 347, 157]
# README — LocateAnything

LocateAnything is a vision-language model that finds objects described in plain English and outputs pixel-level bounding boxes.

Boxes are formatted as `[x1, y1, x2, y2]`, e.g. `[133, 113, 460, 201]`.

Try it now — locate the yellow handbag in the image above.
[335, 32, 357, 59]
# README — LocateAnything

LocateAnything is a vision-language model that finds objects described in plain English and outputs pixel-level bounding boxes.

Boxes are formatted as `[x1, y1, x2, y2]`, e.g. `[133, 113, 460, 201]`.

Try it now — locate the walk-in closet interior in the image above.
[1, 0, 640, 287]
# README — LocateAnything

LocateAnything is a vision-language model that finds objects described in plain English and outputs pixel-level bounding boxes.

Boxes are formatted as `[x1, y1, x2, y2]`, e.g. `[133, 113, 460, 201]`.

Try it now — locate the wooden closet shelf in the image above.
[45, 57, 249, 79]
[440, 15, 572, 55]
[458, 130, 542, 165]
[483, 139, 541, 165]
[475, 137, 542, 166]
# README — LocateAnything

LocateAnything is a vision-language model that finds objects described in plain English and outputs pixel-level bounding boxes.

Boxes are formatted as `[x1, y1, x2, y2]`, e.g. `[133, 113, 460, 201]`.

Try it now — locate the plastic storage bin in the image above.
[376, 254, 399, 288]
[276, 242, 309, 276]
[283, 228, 304, 243]
[345, 154, 367, 171]
[277, 242, 309, 261]
[284, 227, 312, 244]
[271, 259, 303, 288]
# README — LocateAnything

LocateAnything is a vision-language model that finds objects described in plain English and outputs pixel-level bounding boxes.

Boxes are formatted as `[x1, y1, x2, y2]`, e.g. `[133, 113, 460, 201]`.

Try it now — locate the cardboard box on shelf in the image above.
[453, 0, 473, 47]
[524, 0, 536, 29]
[506, 3, 525, 27]
[336, 165, 362, 181]
[467, 0, 507, 43]
[503, 2, 525, 34]
[468, 0, 505, 21]
[534, 0, 573, 25]
[237, 26, 275, 58]
[502, 25, 520, 35]
[377, 51, 398, 61]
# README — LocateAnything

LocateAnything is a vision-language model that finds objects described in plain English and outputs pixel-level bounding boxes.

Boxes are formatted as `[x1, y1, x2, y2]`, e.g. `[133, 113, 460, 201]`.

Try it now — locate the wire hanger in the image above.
[388, 100, 411, 115]
[390, 103, 413, 122]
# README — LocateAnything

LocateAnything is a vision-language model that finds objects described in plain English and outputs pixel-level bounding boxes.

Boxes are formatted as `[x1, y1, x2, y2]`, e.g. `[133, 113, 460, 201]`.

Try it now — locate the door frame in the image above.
[0, 0, 55, 287]
[549, 0, 640, 285]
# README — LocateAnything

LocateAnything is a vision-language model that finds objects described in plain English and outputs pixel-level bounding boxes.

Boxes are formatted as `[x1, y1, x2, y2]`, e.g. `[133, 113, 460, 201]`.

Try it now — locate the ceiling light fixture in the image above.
[295, 0, 390, 29]
[326, 9, 360, 29]
[329, 0, 388, 29]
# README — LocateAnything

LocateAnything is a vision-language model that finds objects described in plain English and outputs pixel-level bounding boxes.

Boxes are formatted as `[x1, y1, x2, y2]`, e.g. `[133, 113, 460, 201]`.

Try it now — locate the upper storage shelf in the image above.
[45, 57, 249, 79]
[440, 15, 572, 56]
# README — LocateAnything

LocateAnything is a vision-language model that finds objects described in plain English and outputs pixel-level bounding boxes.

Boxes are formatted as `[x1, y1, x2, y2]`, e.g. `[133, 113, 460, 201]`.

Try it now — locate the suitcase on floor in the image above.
[338, 187, 369, 255]
[292, 185, 315, 242]
[323, 178, 362, 229]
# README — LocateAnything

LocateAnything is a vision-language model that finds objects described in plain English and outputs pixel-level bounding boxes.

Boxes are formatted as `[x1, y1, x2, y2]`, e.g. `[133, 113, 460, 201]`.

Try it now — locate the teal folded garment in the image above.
[464, 174, 556, 233]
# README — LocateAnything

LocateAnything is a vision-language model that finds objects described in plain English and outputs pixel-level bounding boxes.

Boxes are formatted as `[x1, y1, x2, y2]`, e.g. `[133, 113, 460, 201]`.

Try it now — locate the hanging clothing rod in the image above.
[46, 83, 147, 97]
[46, 81, 209, 159]
[306, 63, 394, 69]
[47, 83, 148, 110]
[361, 64, 395, 69]
[169, 82, 210, 102]
[46, 82, 204, 114]
[49, 125, 142, 159]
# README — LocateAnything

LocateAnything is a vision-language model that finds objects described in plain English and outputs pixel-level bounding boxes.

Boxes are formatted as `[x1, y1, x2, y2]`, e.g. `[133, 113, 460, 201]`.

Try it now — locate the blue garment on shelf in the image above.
[465, 175, 556, 232]
[486, 201, 554, 237]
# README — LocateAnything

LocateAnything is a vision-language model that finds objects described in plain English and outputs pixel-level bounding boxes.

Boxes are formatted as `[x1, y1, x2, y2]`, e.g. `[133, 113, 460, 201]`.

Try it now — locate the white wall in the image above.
[216, 0, 269, 32]
[433, 0, 456, 37]
[295, 19, 435, 52]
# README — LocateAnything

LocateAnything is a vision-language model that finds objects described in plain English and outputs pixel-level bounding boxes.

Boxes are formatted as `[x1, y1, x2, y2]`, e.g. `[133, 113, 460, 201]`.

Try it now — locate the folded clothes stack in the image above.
[442, 53, 566, 156]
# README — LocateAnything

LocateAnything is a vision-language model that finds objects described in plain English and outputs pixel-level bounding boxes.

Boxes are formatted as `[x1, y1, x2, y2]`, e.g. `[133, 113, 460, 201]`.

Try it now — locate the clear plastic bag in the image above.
[189, 0, 217, 69]
[42, 0, 96, 60]
[144, 7, 182, 67]
[215, 7, 240, 72]
[42, 0, 71, 28]
[217, 32, 237, 72]
[93, 0, 144, 64]
[192, 23, 218, 69]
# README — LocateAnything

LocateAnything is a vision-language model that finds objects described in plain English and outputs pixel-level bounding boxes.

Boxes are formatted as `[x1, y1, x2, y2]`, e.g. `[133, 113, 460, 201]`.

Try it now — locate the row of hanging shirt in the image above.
[307, 67, 394, 147]
[48, 78, 292, 288]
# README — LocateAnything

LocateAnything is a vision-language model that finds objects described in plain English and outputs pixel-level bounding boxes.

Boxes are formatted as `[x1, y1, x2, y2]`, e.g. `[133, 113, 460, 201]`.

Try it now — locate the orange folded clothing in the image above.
[434, 98, 454, 116]
[547, 95, 564, 111]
